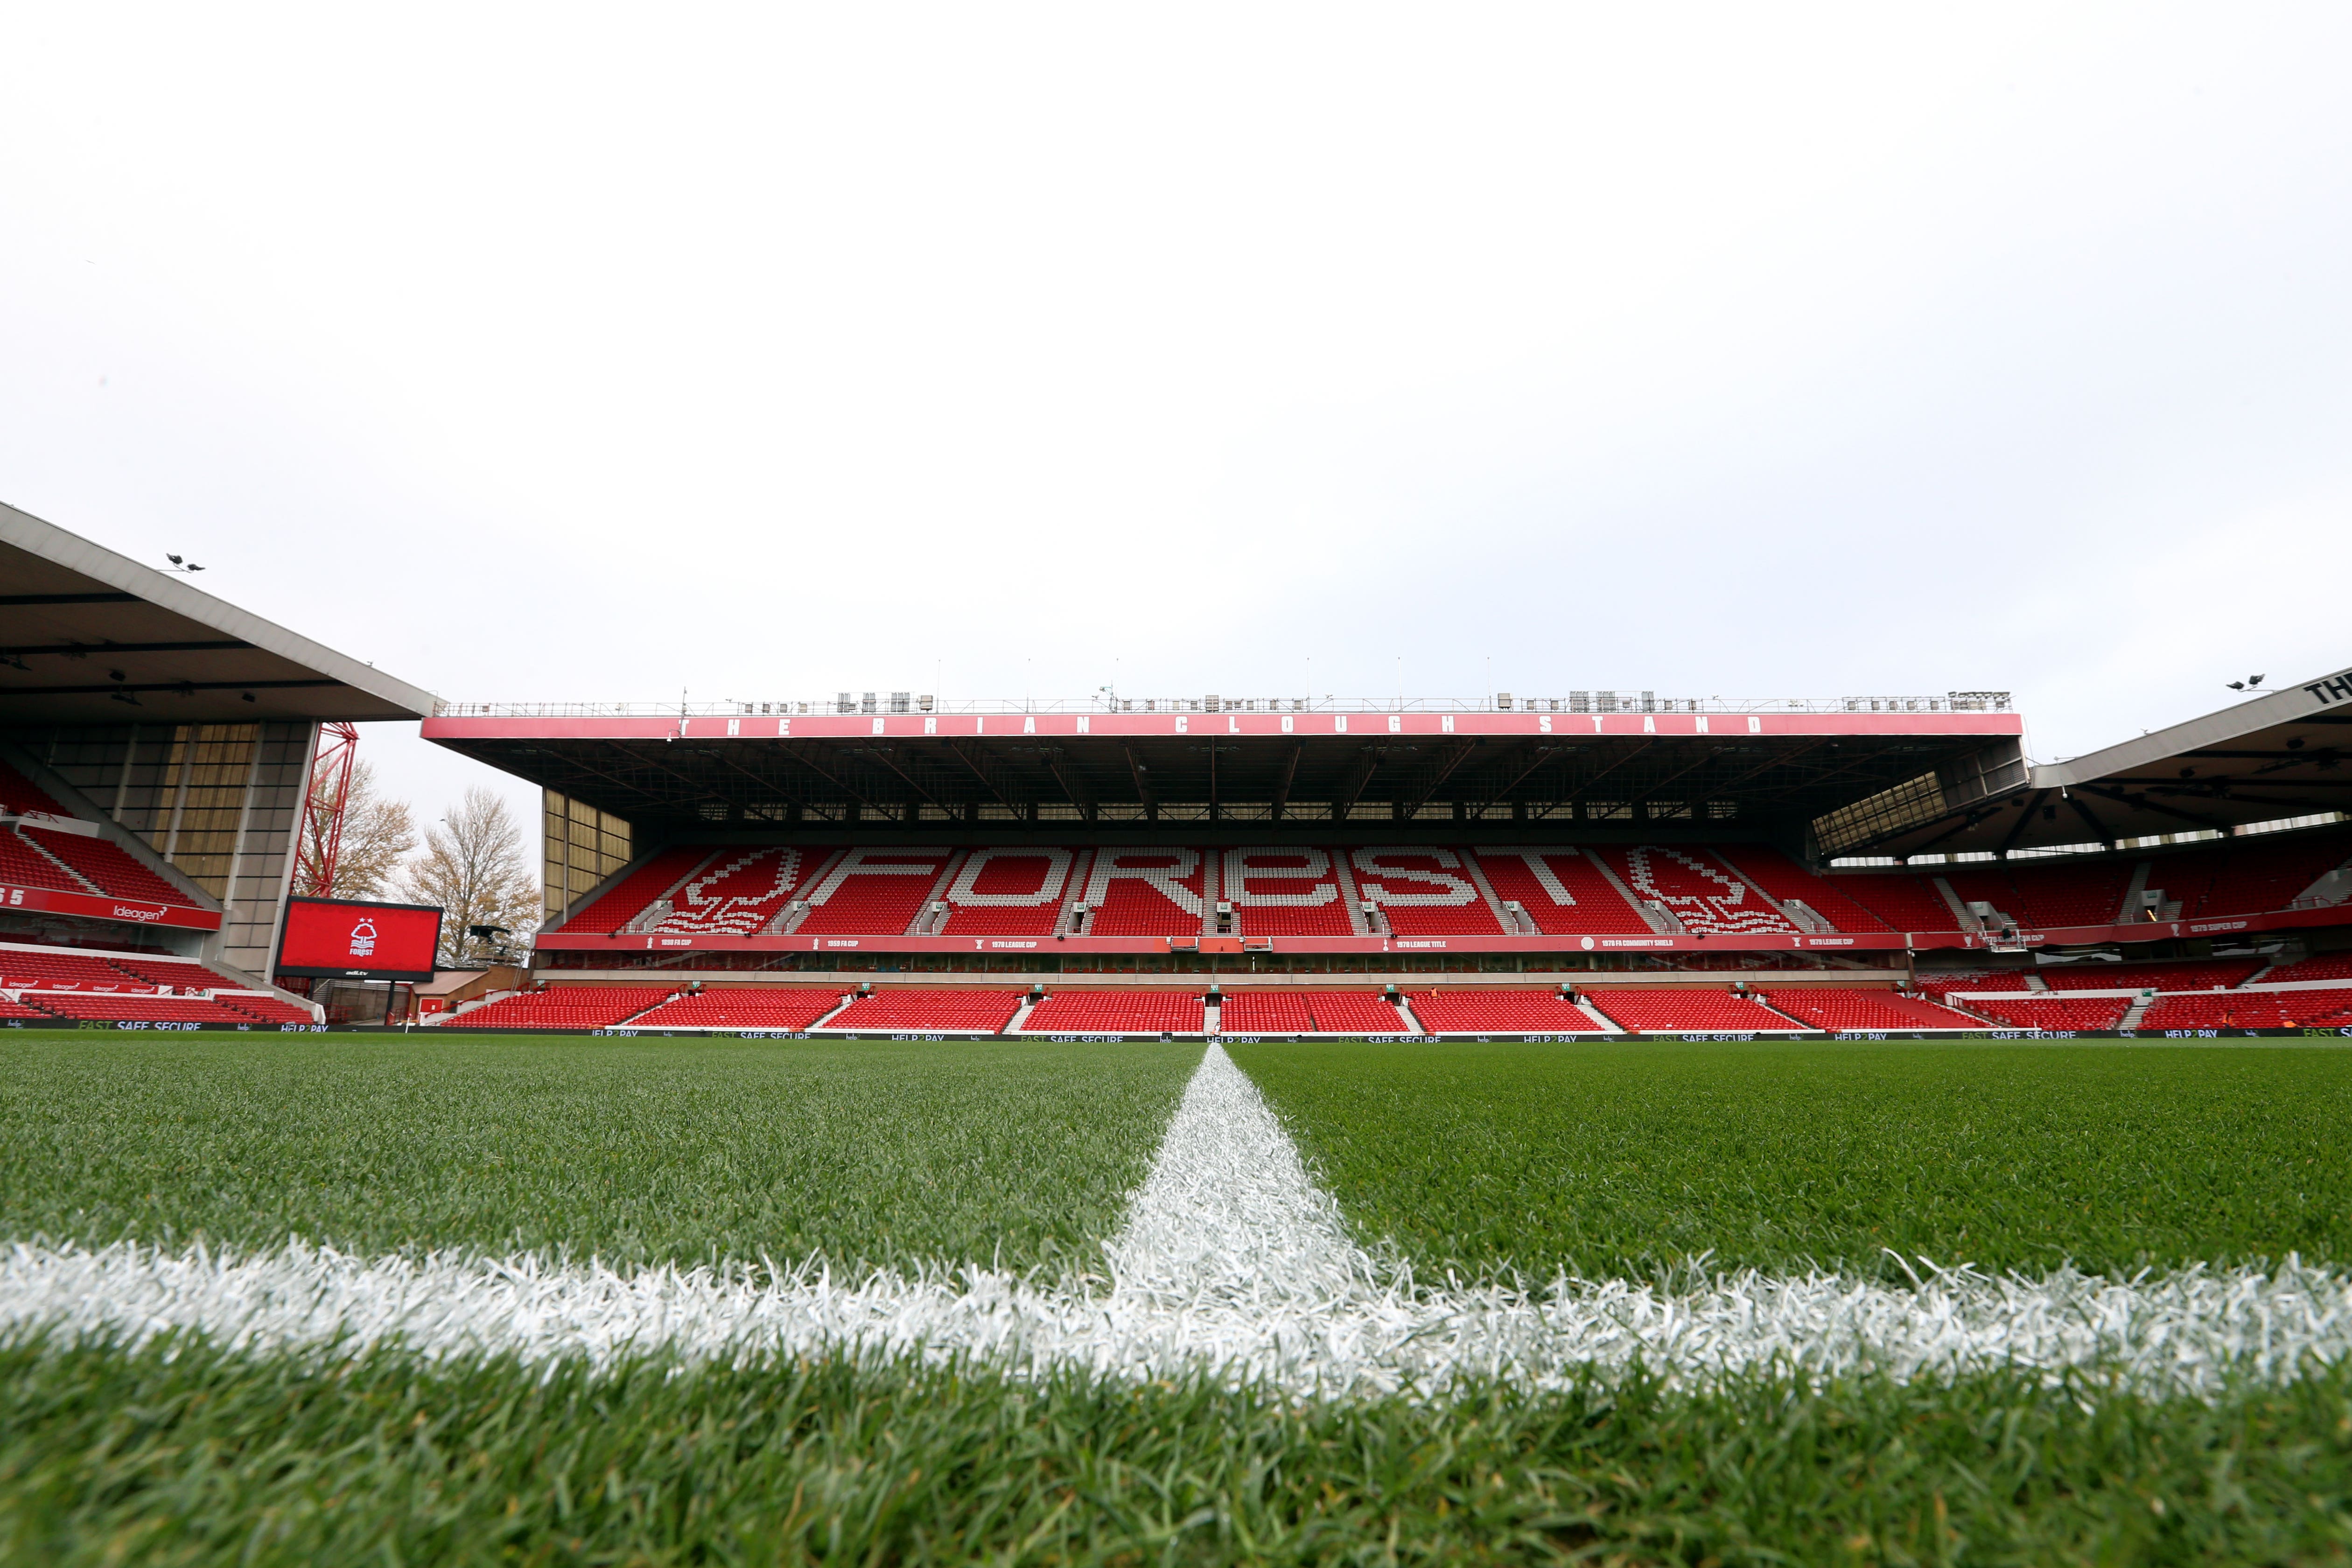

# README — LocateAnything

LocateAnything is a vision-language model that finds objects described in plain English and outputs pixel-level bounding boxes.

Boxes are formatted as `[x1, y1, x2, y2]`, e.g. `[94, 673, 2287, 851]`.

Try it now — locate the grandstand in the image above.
[408, 658, 2352, 1037]
[0, 504, 432, 1025]
[9, 496, 2347, 1038]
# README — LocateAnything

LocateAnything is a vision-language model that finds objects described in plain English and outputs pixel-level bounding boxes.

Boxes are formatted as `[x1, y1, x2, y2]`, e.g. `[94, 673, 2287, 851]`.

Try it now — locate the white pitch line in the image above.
[3, 1044, 2352, 1398]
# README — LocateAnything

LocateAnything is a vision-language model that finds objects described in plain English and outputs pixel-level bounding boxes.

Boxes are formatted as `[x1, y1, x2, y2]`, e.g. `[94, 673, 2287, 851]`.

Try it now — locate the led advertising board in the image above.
[275, 896, 443, 981]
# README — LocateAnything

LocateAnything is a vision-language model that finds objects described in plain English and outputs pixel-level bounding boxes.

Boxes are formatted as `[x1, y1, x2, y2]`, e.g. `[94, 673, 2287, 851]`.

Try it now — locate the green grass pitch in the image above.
[0, 1031, 1196, 1273]
[6, 1027, 2352, 1562]
[1231, 1036, 2352, 1283]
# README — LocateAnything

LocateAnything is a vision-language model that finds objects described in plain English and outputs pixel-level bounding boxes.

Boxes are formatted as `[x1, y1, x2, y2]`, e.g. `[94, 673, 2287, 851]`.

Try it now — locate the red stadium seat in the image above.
[1080, 848, 1206, 936]
[938, 848, 1077, 936]
[825, 988, 1024, 1033]
[622, 987, 845, 1031]
[1968, 995, 2132, 1031]
[1581, 987, 1804, 1032]
[1589, 848, 1799, 936]
[2260, 953, 2352, 984]
[795, 849, 957, 935]
[1349, 847, 1501, 935]
[561, 847, 712, 933]
[1760, 988, 1986, 1031]
[1405, 989, 1610, 1034]
[1471, 848, 1651, 934]
[1221, 847, 1352, 936]
[1823, 873, 1964, 933]
[443, 986, 680, 1029]
[1712, 846, 1893, 932]
[1021, 990, 1204, 1035]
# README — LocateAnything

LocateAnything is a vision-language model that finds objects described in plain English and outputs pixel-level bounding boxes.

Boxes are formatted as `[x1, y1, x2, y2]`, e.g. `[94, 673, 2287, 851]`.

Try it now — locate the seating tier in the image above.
[1221, 847, 1351, 936]
[1470, 848, 1651, 934]
[443, 986, 679, 1029]
[625, 988, 843, 1031]
[1022, 990, 1204, 1034]
[938, 849, 1075, 936]
[26, 830, 187, 905]
[1714, 846, 1892, 932]
[1082, 849, 1206, 937]
[1589, 847, 1797, 936]
[826, 988, 1024, 1032]
[561, 847, 711, 934]
[1348, 847, 1500, 936]
[1405, 989, 1606, 1033]
[1582, 987, 1802, 1032]
[1823, 874, 1963, 933]
[1758, 988, 1982, 1030]
[1969, 995, 2132, 1031]
[2038, 959, 2264, 992]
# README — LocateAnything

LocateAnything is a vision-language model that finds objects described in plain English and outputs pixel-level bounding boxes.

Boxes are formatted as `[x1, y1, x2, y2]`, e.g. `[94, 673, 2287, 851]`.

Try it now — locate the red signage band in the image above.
[276, 896, 444, 980]
[0, 882, 221, 931]
[425, 710, 2023, 744]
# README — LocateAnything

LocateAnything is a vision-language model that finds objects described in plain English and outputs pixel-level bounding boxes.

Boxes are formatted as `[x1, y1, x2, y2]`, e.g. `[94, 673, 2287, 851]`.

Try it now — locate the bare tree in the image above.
[400, 786, 540, 968]
[305, 759, 419, 900]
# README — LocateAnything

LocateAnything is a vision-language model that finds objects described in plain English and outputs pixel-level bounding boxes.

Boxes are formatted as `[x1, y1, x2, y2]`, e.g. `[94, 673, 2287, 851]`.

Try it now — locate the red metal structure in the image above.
[291, 721, 360, 898]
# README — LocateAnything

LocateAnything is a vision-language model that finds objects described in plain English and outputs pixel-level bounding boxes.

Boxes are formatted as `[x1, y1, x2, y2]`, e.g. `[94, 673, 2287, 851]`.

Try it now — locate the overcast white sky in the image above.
[3, 5, 2348, 830]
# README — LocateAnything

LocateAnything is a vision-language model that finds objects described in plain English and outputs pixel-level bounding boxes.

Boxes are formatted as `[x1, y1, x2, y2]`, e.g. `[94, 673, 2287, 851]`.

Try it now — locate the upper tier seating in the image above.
[826, 989, 1024, 1033]
[1582, 987, 1804, 1032]
[1222, 847, 1351, 936]
[1947, 864, 2133, 931]
[939, 849, 1076, 937]
[0, 831, 93, 895]
[1218, 991, 1314, 1032]
[1590, 847, 1798, 936]
[443, 986, 679, 1029]
[795, 849, 957, 935]
[0, 761, 65, 815]
[24, 829, 188, 905]
[561, 847, 711, 934]
[649, 846, 823, 934]
[1713, 846, 1892, 932]
[1759, 988, 1985, 1031]
[1470, 848, 1652, 934]
[2037, 959, 2264, 992]
[2173, 833, 2352, 918]
[1021, 990, 1204, 1034]
[1968, 995, 2132, 1031]
[1348, 847, 1501, 936]
[2139, 990, 2352, 1030]
[1081, 849, 1206, 937]
[2259, 953, 2352, 985]
[28, 993, 262, 1026]
[1304, 992, 1414, 1033]
[1827, 874, 1964, 933]
[626, 987, 843, 1031]
[1405, 989, 1609, 1033]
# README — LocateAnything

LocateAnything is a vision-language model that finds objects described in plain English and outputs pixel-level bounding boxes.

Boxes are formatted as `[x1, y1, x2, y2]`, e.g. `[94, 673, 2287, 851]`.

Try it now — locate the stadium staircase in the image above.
[1055, 848, 1096, 935]
[1327, 848, 1373, 936]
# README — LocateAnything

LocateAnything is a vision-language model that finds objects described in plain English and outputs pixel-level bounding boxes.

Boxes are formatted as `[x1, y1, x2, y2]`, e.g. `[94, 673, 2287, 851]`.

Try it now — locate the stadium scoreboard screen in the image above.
[276, 896, 442, 981]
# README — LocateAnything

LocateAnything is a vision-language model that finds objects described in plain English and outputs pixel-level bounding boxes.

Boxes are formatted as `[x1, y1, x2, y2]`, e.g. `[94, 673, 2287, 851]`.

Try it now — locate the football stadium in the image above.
[6, 502, 2352, 1559]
